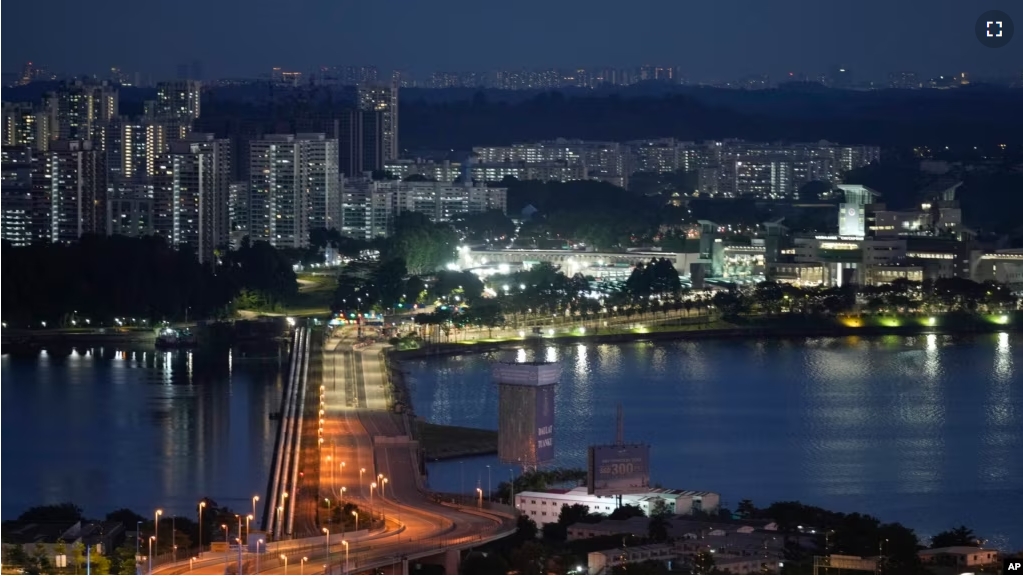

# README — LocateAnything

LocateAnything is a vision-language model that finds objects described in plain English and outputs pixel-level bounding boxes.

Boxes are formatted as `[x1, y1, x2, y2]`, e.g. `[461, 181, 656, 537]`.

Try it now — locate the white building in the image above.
[473, 139, 625, 186]
[515, 486, 720, 527]
[248, 133, 340, 248]
[383, 159, 461, 182]
[339, 178, 507, 241]
[471, 160, 587, 183]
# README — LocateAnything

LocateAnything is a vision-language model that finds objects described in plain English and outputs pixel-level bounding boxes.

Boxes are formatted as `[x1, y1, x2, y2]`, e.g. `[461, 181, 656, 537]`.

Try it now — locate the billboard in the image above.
[838, 204, 865, 237]
[494, 362, 560, 467]
[535, 384, 555, 463]
[587, 444, 651, 496]
[497, 381, 556, 466]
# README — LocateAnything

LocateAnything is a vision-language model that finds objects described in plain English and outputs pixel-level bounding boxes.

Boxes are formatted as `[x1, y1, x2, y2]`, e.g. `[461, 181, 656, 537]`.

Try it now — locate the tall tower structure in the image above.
[45, 81, 119, 141]
[1, 146, 37, 245]
[248, 133, 339, 248]
[153, 133, 231, 263]
[359, 82, 398, 161]
[36, 140, 107, 244]
[153, 80, 202, 123]
[2, 102, 52, 151]
[493, 360, 561, 469]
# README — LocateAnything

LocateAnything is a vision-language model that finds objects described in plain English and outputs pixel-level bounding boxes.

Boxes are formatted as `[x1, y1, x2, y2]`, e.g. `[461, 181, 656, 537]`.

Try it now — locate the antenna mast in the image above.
[616, 404, 624, 446]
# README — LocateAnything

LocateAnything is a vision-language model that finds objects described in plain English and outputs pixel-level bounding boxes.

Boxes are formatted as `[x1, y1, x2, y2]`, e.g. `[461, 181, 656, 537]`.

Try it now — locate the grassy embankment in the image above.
[413, 419, 497, 461]
[236, 273, 338, 319]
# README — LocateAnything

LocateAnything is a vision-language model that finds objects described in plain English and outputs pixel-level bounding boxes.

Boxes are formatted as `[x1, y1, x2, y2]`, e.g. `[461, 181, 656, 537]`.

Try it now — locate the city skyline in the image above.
[3, 0, 1021, 82]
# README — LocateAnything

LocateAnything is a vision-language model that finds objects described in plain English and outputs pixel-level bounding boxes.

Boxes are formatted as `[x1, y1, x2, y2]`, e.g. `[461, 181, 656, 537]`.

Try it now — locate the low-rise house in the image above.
[587, 544, 675, 574]
[1, 520, 125, 558]
[918, 546, 999, 569]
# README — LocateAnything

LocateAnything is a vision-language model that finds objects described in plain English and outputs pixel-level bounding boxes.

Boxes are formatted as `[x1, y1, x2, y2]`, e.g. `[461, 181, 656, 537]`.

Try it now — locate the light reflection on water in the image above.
[1, 345, 286, 522]
[407, 333, 1023, 550]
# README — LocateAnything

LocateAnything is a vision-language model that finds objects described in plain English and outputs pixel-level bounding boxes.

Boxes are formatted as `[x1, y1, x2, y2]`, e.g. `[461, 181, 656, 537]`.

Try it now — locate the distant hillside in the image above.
[399, 86, 1023, 150]
[6, 81, 1020, 155]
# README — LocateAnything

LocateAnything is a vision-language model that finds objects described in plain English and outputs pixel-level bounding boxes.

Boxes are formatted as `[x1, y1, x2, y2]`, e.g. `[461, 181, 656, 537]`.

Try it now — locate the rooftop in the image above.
[920, 546, 996, 556]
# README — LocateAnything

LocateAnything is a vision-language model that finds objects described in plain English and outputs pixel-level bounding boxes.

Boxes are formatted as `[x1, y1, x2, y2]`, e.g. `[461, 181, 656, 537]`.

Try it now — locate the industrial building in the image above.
[515, 486, 720, 527]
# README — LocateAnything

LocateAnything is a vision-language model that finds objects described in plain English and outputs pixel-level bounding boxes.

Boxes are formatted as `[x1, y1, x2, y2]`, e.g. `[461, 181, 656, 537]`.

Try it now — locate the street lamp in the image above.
[148, 536, 155, 574]
[351, 511, 359, 532]
[486, 465, 492, 501]
[342, 540, 349, 575]
[256, 539, 264, 573]
[154, 509, 163, 553]
[359, 468, 366, 492]
[222, 524, 229, 546]
[322, 527, 330, 572]
[281, 554, 288, 575]
[236, 515, 242, 544]
[246, 514, 253, 536]
[381, 477, 388, 499]
[252, 495, 260, 521]
[476, 488, 483, 509]
[190, 557, 196, 571]
[301, 556, 308, 575]
[340, 486, 347, 510]
[198, 501, 206, 557]
[135, 521, 142, 572]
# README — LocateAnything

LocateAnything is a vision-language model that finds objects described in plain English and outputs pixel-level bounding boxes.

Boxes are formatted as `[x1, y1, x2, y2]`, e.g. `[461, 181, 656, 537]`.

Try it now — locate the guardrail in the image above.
[285, 327, 311, 537]
[266, 328, 308, 539]
[263, 328, 301, 533]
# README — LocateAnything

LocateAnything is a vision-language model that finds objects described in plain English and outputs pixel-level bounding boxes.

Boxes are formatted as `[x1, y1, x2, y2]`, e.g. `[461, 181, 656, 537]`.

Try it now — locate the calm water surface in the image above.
[404, 333, 1023, 550]
[1, 345, 286, 521]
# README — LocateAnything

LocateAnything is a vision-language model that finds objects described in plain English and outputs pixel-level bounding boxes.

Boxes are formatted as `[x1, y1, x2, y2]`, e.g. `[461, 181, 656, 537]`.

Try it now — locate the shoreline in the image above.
[1, 319, 291, 348]
[387, 317, 1021, 361]
[385, 315, 1021, 463]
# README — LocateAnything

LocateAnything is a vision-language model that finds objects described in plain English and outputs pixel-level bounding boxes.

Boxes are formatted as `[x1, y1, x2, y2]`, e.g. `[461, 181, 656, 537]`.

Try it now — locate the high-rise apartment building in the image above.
[2, 102, 52, 151]
[35, 140, 107, 244]
[473, 139, 624, 186]
[44, 81, 119, 141]
[339, 178, 507, 240]
[1, 146, 37, 245]
[383, 159, 462, 182]
[152, 80, 202, 123]
[94, 118, 189, 183]
[248, 134, 339, 248]
[337, 109, 385, 177]
[153, 134, 231, 263]
[627, 139, 682, 174]
[107, 181, 155, 238]
[359, 83, 398, 161]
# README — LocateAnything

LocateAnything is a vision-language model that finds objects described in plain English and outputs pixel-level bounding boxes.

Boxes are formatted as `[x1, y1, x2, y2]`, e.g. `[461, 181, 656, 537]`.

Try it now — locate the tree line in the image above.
[460, 488, 1003, 575]
[1, 499, 377, 575]
[2, 235, 298, 327]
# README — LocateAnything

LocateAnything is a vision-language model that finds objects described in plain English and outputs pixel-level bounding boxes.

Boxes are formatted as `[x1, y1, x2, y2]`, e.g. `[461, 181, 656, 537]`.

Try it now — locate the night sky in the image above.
[3, 0, 1020, 80]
